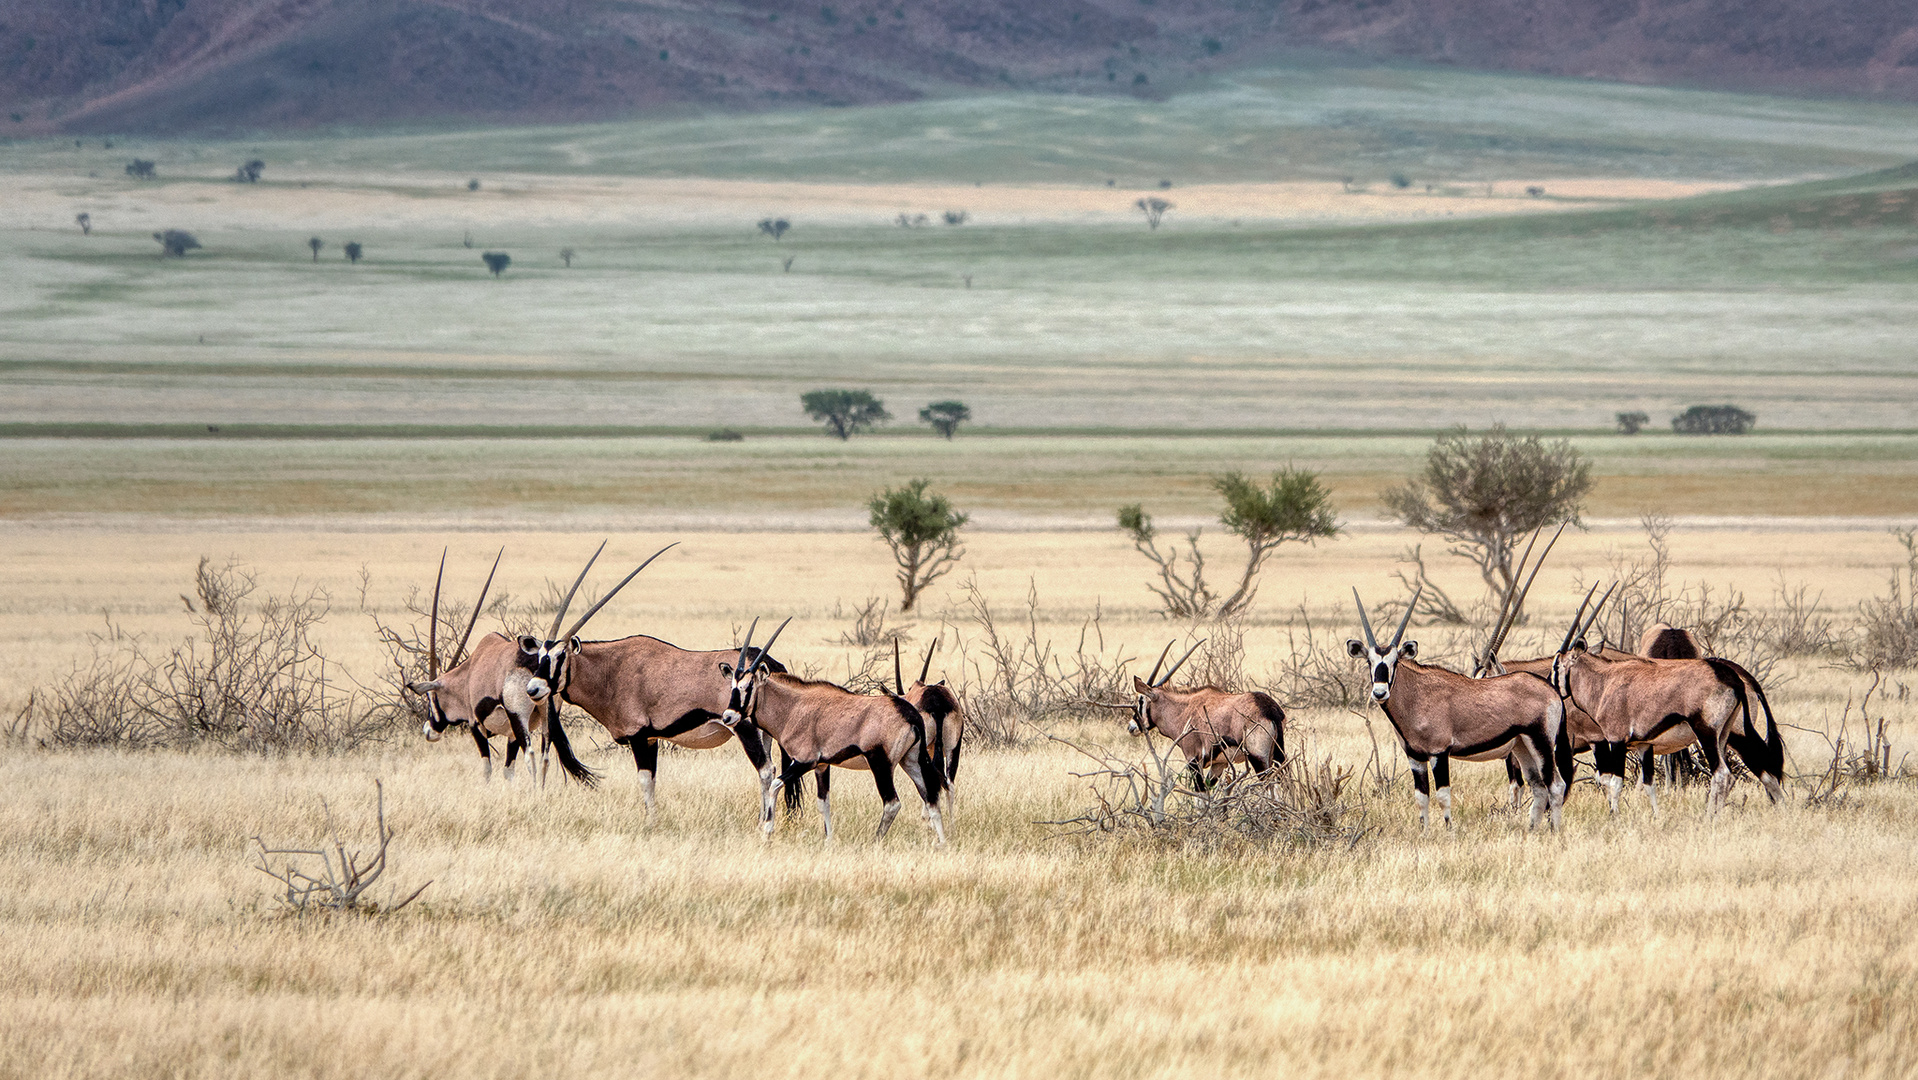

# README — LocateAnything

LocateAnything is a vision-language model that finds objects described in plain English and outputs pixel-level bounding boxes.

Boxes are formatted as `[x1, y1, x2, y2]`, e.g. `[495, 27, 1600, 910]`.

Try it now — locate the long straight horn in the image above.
[1391, 586, 1421, 648]
[735, 617, 759, 674]
[894, 639, 905, 695]
[1581, 581, 1618, 643]
[754, 617, 792, 669]
[547, 540, 607, 640]
[1560, 582, 1600, 652]
[1490, 522, 1565, 659]
[1158, 639, 1206, 687]
[561, 542, 679, 641]
[1488, 527, 1543, 645]
[1146, 640, 1174, 685]
[919, 637, 939, 684]
[1353, 588, 1378, 650]
[428, 548, 446, 680]
[450, 546, 503, 668]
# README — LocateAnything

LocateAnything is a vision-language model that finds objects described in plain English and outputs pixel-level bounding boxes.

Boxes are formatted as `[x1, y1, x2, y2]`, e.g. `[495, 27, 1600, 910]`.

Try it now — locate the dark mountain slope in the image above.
[4, 1, 1916, 135]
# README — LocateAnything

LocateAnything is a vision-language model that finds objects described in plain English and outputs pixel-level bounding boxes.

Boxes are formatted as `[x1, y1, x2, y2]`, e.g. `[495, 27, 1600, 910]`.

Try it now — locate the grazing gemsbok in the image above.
[1350, 589, 1571, 830]
[1122, 638, 1287, 791]
[721, 619, 946, 845]
[1549, 590, 1785, 814]
[407, 550, 596, 785]
[513, 542, 784, 810]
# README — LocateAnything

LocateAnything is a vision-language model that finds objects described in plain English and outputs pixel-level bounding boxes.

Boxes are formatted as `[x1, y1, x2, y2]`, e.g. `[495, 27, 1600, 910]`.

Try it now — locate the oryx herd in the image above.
[405, 530, 1785, 843]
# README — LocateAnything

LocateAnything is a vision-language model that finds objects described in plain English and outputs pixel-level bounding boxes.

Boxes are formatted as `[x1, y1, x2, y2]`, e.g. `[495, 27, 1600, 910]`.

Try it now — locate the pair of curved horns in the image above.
[735, 616, 792, 676]
[1353, 585, 1419, 652]
[546, 541, 680, 644]
[1485, 523, 1565, 664]
[427, 546, 503, 680]
[890, 636, 941, 694]
[1144, 638, 1206, 688]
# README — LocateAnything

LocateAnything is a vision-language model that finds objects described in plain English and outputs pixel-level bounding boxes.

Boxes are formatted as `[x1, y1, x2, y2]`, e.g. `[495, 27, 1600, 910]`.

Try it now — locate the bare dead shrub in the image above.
[1269, 603, 1363, 708]
[1040, 729, 1377, 849]
[251, 780, 431, 915]
[1390, 544, 1473, 625]
[831, 596, 908, 648]
[1853, 528, 1918, 670]
[949, 576, 1135, 746]
[29, 557, 391, 752]
[1798, 672, 1915, 808]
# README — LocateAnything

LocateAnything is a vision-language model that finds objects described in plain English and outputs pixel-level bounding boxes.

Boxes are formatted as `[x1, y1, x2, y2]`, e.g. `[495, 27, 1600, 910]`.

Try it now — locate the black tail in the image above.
[1252, 692, 1287, 767]
[1553, 705, 1576, 795]
[545, 702, 600, 788]
[780, 748, 805, 813]
[1709, 658, 1784, 784]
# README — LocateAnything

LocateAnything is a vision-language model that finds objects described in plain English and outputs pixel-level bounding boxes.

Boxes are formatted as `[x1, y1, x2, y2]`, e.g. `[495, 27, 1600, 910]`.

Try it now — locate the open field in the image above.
[4, 525, 1918, 1079]
[4, 431, 1918, 522]
[8, 61, 1918, 1078]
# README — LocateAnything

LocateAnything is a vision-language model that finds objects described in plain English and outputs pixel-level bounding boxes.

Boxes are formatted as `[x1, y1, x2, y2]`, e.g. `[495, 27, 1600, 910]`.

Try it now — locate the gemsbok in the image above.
[1549, 589, 1785, 814]
[897, 637, 964, 802]
[1123, 639, 1287, 790]
[1350, 589, 1571, 830]
[721, 619, 946, 845]
[513, 542, 786, 811]
[407, 550, 596, 785]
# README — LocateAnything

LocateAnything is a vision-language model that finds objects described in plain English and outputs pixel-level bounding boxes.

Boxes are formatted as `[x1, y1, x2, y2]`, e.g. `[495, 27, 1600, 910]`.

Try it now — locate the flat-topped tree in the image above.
[919, 401, 970, 440]
[482, 252, 511, 277]
[802, 389, 889, 440]
[343, 242, 362, 263]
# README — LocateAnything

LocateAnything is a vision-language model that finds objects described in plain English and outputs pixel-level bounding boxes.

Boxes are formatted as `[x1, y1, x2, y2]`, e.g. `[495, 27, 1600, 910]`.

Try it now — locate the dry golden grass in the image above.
[4, 525, 1917, 1079]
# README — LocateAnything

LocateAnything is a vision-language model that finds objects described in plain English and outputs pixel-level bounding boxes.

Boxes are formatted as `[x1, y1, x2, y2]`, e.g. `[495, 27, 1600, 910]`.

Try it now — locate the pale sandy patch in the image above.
[6, 171, 1754, 232]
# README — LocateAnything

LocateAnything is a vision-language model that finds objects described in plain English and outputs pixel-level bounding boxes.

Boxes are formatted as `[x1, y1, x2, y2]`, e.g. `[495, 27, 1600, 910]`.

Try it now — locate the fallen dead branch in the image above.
[251, 780, 430, 915]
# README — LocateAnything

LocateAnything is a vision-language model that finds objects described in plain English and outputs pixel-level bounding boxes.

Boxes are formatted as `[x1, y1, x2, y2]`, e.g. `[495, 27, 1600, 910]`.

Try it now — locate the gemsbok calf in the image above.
[1350, 589, 1571, 830]
[407, 550, 595, 785]
[1549, 591, 1784, 814]
[721, 619, 946, 845]
[1123, 639, 1287, 790]
[513, 542, 786, 811]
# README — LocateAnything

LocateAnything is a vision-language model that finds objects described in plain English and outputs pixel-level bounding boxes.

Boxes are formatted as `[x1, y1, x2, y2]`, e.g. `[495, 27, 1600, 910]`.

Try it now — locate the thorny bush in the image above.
[25, 557, 394, 752]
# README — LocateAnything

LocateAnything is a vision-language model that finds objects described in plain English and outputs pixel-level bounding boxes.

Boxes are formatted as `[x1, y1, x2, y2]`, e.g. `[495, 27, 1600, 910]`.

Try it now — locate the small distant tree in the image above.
[153, 230, 200, 258]
[234, 159, 264, 182]
[308, 236, 323, 261]
[1119, 467, 1339, 618]
[758, 218, 790, 241]
[942, 210, 969, 225]
[1671, 405, 1755, 435]
[75, 213, 91, 235]
[868, 479, 968, 612]
[1616, 410, 1650, 435]
[559, 247, 575, 268]
[1526, 185, 1546, 198]
[126, 159, 156, 180]
[1390, 172, 1412, 189]
[482, 252, 511, 277]
[343, 242, 363, 263]
[801, 389, 890, 440]
[1212, 469, 1341, 616]
[1135, 197, 1172, 230]
[462, 231, 474, 248]
[1382, 425, 1592, 607]
[919, 401, 971, 440]
[467, 179, 481, 192]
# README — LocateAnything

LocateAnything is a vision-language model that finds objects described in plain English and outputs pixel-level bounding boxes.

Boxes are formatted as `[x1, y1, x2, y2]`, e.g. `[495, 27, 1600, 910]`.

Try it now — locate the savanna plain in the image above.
[5, 62, 1918, 1079]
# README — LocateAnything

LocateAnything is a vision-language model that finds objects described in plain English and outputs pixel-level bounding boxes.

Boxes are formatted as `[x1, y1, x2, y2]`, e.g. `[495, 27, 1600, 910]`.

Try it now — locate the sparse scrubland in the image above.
[7, 63, 1918, 1079]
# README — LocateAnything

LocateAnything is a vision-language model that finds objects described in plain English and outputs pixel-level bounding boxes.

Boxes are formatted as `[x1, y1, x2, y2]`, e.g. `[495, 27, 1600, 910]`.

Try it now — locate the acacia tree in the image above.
[1381, 425, 1592, 608]
[868, 479, 968, 612]
[559, 247, 575, 267]
[919, 401, 970, 440]
[482, 252, 511, 277]
[153, 230, 200, 257]
[75, 213, 90, 235]
[758, 218, 790, 241]
[1135, 197, 1172, 229]
[343, 242, 363, 263]
[1120, 467, 1339, 618]
[308, 236, 323, 261]
[802, 389, 890, 440]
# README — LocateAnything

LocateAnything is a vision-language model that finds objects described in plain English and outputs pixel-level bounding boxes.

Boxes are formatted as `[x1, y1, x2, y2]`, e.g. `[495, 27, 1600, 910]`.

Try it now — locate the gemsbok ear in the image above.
[1132, 675, 1151, 693]
[1400, 641, 1418, 659]
[718, 662, 734, 677]
[1346, 639, 1367, 658]
[518, 635, 539, 652]
[568, 636, 582, 652]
